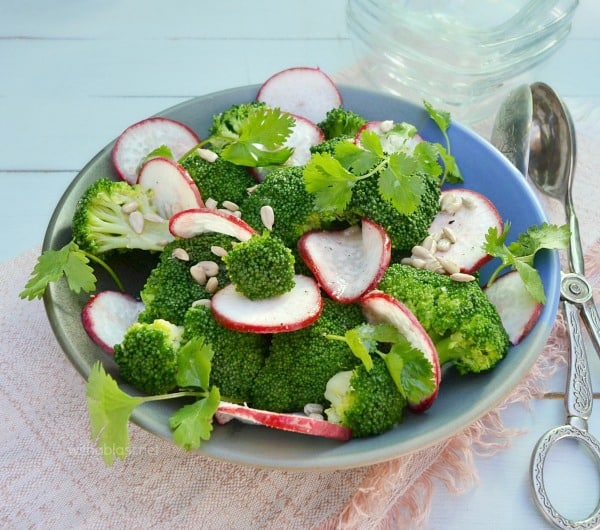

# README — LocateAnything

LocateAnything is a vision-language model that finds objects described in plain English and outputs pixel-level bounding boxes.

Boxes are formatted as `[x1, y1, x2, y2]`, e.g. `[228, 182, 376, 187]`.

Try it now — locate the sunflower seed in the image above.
[450, 272, 476, 282]
[438, 257, 460, 275]
[128, 211, 144, 234]
[197, 260, 220, 277]
[304, 403, 324, 416]
[171, 247, 190, 261]
[189, 264, 207, 285]
[205, 276, 219, 293]
[411, 245, 433, 260]
[222, 200, 239, 212]
[436, 238, 452, 252]
[461, 195, 477, 210]
[121, 201, 139, 214]
[442, 226, 457, 244]
[144, 212, 166, 223]
[192, 299, 211, 308]
[260, 205, 275, 231]
[211, 245, 228, 257]
[422, 235, 437, 253]
[205, 198, 218, 210]
[197, 148, 219, 163]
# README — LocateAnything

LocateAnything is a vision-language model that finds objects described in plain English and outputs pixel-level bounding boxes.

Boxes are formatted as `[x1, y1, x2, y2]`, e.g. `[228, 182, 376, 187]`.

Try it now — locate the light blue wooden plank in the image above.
[0, 0, 349, 39]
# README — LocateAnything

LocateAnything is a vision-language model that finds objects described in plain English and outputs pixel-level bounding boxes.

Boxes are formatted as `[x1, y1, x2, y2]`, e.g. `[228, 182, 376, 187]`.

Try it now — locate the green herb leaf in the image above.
[169, 386, 220, 451]
[423, 101, 451, 133]
[220, 107, 295, 167]
[378, 152, 425, 214]
[137, 145, 174, 172]
[304, 152, 358, 213]
[176, 337, 214, 390]
[394, 345, 437, 404]
[358, 129, 385, 157]
[335, 140, 380, 174]
[484, 222, 570, 302]
[20, 241, 96, 300]
[86, 362, 144, 466]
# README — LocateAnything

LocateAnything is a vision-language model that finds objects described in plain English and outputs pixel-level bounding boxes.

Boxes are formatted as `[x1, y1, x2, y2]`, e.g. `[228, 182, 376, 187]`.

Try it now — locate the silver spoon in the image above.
[492, 83, 600, 529]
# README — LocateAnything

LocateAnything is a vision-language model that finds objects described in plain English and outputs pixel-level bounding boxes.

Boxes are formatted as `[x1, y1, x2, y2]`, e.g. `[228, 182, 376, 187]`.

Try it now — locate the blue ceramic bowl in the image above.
[43, 85, 560, 470]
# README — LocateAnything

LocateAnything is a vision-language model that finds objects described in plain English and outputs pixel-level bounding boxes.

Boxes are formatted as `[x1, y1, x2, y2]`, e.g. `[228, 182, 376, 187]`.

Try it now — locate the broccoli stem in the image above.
[140, 390, 209, 404]
[432, 335, 463, 367]
[83, 250, 125, 292]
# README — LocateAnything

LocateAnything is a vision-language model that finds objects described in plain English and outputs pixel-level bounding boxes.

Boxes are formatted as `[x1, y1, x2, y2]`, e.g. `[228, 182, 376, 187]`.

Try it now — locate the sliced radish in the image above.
[210, 275, 322, 333]
[424, 189, 503, 274]
[360, 290, 440, 412]
[137, 157, 204, 219]
[169, 208, 256, 241]
[250, 113, 325, 182]
[81, 291, 145, 354]
[298, 219, 391, 303]
[355, 120, 424, 154]
[112, 117, 200, 185]
[484, 270, 543, 345]
[256, 66, 342, 125]
[215, 402, 351, 441]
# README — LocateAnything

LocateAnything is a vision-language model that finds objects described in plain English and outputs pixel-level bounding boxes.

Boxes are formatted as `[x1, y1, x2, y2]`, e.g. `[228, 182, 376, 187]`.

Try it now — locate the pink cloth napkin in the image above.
[1, 99, 599, 529]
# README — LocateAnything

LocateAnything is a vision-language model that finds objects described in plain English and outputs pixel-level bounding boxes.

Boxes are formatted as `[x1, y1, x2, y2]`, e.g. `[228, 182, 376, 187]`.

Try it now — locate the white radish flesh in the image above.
[210, 275, 322, 333]
[169, 208, 256, 241]
[256, 66, 342, 125]
[112, 117, 200, 185]
[484, 270, 543, 345]
[81, 291, 145, 354]
[298, 220, 392, 303]
[137, 157, 203, 219]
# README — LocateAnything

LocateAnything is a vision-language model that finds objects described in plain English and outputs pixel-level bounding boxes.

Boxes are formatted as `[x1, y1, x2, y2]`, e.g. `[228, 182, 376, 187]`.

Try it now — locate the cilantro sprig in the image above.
[19, 241, 123, 300]
[86, 337, 220, 465]
[484, 222, 570, 303]
[179, 106, 295, 167]
[326, 323, 436, 404]
[303, 102, 462, 217]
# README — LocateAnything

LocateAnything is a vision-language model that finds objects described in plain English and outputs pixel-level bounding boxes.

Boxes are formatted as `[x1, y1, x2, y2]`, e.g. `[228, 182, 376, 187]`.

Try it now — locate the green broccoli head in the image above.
[71, 178, 172, 256]
[183, 305, 268, 403]
[347, 172, 441, 252]
[239, 165, 325, 248]
[251, 299, 366, 412]
[324, 356, 406, 438]
[208, 101, 267, 149]
[113, 319, 183, 395]
[180, 153, 256, 207]
[138, 233, 235, 325]
[309, 135, 355, 156]
[317, 107, 367, 140]
[222, 232, 295, 300]
[378, 264, 510, 374]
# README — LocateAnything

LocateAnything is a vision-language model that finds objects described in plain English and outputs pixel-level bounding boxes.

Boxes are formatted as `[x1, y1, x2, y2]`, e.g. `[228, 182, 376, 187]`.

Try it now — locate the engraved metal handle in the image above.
[530, 300, 600, 529]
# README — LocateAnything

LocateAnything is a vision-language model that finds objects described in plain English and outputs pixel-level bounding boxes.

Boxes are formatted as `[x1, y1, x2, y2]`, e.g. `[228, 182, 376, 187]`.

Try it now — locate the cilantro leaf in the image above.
[393, 344, 437, 404]
[378, 152, 425, 214]
[358, 129, 385, 157]
[86, 362, 144, 466]
[335, 140, 380, 174]
[176, 337, 214, 390]
[485, 222, 570, 303]
[220, 107, 294, 167]
[169, 386, 220, 451]
[20, 241, 96, 300]
[304, 152, 358, 213]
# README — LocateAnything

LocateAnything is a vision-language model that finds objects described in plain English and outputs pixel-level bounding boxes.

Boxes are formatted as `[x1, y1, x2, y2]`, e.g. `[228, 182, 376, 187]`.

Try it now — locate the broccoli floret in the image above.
[239, 166, 325, 248]
[324, 356, 406, 438]
[183, 305, 268, 403]
[180, 154, 256, 207]
[71, 178, 172, 255]
[113, 319, 183, 395]
[378, 264, 510, 374]
[309, 135, 355, 156]
[207, 101, 268, 150]
[317, 107, 367, 140]
[252, 299, 365, 412]
[347, 173, 441, 252]
[222, 232, 295, 300]
[138, 233, 234, 325]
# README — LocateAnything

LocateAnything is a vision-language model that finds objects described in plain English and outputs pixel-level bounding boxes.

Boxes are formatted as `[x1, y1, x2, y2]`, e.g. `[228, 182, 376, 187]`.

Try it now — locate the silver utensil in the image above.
[492, 82, 600, 529]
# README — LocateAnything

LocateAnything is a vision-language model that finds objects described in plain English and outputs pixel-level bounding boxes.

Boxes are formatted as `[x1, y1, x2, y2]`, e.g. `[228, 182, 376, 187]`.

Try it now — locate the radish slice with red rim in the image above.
[423, 189, 503, 274]
[215, 402, 352, 441]
[298, 219, 392, 303]
[169, 208, 256, 241]
[210, 275, 322, 333]
[256, 66, 342, 125]
[112, 117, 200, 185]
[484, 270, 543, 345]
[137, 157, 204, 219]
[81, 291, 145, 354]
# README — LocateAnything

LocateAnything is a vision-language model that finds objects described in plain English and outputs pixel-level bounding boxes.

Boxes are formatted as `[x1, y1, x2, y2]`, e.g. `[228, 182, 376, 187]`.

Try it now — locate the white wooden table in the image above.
[2, 1, 599, 528]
